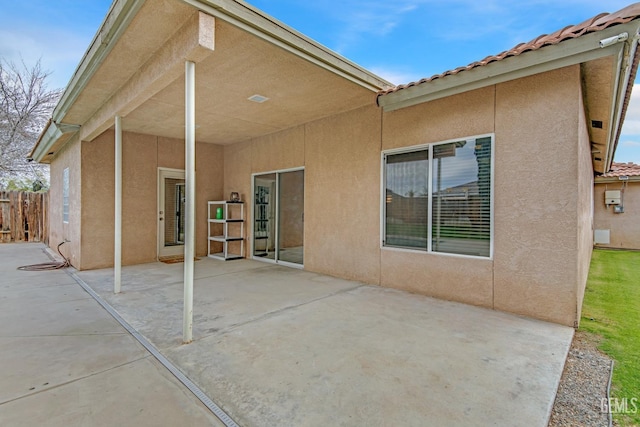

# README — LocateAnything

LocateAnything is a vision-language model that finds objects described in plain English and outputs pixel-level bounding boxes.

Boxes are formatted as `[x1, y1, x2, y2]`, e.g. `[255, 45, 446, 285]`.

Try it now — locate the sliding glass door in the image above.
[253, 169, 304, 266]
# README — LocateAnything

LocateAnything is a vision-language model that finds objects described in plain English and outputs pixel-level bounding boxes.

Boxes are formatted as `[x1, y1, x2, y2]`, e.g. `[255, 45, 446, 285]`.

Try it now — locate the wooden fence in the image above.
[0, 191, 49, 243]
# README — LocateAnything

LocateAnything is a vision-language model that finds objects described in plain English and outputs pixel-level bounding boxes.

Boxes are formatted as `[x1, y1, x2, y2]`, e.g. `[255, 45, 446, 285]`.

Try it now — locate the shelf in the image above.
[209, 235, 243, 242]
[208, 253, 243, 261]
[208, 200, 245, 260]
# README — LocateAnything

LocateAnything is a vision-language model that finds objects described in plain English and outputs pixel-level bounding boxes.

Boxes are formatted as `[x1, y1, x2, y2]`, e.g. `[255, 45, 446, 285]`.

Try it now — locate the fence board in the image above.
[0, 191, 49, 243]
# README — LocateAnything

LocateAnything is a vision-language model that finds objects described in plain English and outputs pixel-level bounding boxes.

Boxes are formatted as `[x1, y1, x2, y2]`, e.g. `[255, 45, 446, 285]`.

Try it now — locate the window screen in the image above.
[383, 136, 492, 258]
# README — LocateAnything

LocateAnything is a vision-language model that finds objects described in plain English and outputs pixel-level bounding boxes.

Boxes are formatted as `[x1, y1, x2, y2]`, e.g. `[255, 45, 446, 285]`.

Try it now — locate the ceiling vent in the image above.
[248, 94, 269, 103]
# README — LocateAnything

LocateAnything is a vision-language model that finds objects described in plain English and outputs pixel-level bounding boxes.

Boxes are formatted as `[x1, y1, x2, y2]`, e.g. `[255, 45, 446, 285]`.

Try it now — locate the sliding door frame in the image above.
[250, 167, 305, 269]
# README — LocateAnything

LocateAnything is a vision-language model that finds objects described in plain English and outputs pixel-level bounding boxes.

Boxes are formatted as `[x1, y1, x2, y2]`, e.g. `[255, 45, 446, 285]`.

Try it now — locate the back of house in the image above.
[32, 0, 640, 327]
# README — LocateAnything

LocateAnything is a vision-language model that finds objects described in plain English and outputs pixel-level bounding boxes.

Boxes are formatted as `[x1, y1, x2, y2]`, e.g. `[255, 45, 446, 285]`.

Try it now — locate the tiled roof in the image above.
[602, 162, 640, 177]
[378, 3, 640, 96]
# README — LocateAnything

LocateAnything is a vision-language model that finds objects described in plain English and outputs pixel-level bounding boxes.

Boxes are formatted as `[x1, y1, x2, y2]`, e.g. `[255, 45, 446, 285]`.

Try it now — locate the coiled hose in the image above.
[17, 241, 70, 271]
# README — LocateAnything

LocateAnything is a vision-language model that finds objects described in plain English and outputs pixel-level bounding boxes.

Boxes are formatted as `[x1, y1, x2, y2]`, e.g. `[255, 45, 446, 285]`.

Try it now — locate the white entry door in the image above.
[158, 168, 186, 258]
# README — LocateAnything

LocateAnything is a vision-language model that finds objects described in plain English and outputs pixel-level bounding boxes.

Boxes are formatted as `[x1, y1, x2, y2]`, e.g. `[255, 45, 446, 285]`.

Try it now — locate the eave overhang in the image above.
[377, 21, 640, 175]
[183, 0, 392, 92]
[30, 120, 80, 163]
[32, 0, 393, 164]
[53, 0, 145, 122]
[595, 175, 640, 183]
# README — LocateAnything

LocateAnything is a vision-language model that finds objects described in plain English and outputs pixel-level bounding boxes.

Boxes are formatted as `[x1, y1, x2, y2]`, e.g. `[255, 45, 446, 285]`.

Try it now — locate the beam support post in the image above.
[183, 61, 196, 344]
[114, 115, 122, 294]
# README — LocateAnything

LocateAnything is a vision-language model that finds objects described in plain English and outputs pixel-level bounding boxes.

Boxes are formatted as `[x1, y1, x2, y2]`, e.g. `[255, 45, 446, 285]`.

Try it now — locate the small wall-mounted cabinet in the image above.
[207, 201, 244, 260]
[605, 190, 621, 205]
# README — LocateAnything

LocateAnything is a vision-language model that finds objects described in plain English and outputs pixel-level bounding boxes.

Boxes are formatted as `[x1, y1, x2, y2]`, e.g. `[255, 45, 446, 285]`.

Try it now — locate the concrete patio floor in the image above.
[71, 248, 575, 426]
[0, 243, 223, 427]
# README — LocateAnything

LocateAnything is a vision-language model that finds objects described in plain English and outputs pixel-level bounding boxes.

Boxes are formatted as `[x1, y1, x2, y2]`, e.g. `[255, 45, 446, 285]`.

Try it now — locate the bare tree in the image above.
[0, 58, 62, 189]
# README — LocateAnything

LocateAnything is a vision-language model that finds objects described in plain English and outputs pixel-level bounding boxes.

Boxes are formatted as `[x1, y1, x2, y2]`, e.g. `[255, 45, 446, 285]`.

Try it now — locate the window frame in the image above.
[380, 133, 495, 260]
[62, 167, 70, 224]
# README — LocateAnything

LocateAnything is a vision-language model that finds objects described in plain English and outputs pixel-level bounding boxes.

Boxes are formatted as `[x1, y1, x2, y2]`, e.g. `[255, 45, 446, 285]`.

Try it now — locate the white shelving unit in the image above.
[207, 201, 244, 261]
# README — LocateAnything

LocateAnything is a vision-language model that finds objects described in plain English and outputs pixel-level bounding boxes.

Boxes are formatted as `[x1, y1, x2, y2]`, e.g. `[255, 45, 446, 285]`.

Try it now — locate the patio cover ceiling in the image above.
[32, 0, 393, 163]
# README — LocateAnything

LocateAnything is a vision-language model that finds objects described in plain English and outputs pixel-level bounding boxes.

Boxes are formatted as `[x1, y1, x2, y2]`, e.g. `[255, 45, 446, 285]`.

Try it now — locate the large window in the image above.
[384, 135, 493, 258]
[63, 167, 69, 223]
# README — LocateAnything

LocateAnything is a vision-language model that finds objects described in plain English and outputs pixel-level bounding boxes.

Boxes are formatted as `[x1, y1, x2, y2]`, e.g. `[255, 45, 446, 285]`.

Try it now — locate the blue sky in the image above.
[1, 0, 639, 163]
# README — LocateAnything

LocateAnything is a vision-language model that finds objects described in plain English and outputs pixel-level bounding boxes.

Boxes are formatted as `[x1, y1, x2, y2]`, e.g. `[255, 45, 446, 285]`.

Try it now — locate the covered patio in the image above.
[75, 257, 573, 426]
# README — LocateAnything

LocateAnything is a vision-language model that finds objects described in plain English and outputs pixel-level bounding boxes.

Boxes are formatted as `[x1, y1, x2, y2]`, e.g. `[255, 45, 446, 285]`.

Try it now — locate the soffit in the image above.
[62, 0, 380, 146]
[581, 56, 615, 172]
[63, 0, 195, 125]
[121, 18, 376, 144]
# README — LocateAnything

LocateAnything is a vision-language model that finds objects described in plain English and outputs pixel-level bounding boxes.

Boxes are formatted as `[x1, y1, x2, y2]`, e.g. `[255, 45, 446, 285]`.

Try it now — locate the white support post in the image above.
[183, 61, 196, 344]
[114, 115, 122, 294]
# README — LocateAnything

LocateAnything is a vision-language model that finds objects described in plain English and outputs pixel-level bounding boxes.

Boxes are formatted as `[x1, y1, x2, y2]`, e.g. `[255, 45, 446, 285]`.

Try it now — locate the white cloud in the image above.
[318, 0, 430, 52]
[620, 84, 640, 134]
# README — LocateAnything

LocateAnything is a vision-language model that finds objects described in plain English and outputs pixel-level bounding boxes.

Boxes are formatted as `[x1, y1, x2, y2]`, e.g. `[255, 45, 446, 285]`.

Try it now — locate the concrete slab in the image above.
[0, 243, 225, 426]
[167, 285, 571, 426]
[0, 297, 125, 337]
[76, 256, 574, 426]
[0, 358, 221, 427]
[0, 282, 91, 309]
[78, 262, 360, 350]
[0, 334, 146, 403]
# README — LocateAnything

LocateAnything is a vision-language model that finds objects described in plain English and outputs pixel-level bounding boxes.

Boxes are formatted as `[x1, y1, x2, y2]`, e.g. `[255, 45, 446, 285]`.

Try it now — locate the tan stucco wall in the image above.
[379, 66, 589, 326]
[49, 135, 82, 267]
[493, 66, 583, 326]
[305, 105, 382, 283]
[381, 86, 495, 308]
[576, 89, 594, 324]
[52, 65, 594, 326]
[594, 180, 640, 249]
[222, 106, 382, 283]
[79, 130, 223, 270]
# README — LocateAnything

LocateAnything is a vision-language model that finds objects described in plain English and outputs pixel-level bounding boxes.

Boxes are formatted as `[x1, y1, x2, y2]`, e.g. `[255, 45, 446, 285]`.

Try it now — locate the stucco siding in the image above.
[56, 66, 592, 326]
[80, 132, 115, 270]
[304, 105, 382, 283]
[493, 66, 581, 326]
[380, 86, 495, 308]
[594, 181, 640, 249]
[381, 86, 495, 150]
[251, 125, 305, 173]
[79, 130, 223, 270]
[222, 105, 381, 283]
[49, 135, 82, 268]
[576, 88, 594, 324]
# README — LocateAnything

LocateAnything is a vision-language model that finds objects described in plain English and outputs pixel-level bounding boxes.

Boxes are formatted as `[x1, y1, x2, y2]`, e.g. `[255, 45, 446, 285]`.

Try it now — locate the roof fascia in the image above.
[30, 121, 80, 163]
[604, 29, 640, 172]
[595, 176, 640, 183]
[378, 23, 640, 112]
[52, 0, 145, 122]
[181, 0, 393, 91]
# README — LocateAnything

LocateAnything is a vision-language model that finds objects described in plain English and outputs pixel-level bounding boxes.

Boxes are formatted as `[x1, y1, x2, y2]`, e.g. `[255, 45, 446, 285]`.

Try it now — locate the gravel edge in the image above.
[548, 331, 613, 427]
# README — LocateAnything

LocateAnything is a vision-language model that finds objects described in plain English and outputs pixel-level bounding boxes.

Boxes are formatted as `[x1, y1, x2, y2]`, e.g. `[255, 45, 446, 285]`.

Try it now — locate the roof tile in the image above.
[602, 162, 640, 177]
[378, 3, 640, 96]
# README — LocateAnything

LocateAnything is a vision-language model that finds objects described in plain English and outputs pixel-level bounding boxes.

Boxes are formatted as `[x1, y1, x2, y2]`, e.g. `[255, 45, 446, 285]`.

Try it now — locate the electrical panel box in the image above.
[605, 190, 621, 205]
